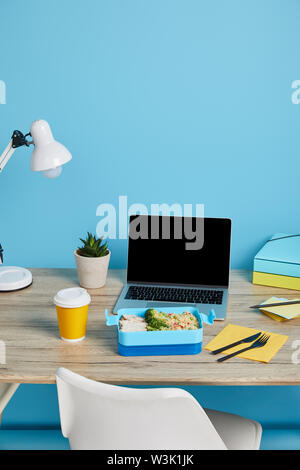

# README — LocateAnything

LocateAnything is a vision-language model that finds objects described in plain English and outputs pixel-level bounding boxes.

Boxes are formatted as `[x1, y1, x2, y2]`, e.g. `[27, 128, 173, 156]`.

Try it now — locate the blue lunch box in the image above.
[105, 306, 216, 356]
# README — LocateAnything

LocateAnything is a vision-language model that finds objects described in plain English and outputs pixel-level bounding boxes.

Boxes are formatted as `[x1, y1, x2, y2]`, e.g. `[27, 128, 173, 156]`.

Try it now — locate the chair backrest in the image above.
[56, 368, 226, 450]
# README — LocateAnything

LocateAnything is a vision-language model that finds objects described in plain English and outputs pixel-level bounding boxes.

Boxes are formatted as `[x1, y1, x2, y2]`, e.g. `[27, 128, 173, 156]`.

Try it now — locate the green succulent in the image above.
[77, 232, 109, 258]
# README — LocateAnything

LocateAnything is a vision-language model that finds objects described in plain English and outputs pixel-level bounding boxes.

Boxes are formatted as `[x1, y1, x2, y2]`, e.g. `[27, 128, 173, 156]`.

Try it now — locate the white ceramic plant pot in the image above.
[74, 250, 111, 289]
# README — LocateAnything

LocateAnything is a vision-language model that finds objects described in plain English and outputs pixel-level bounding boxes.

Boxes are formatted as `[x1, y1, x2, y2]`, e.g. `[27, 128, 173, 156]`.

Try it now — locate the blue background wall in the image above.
[1, 0, 300, 449]
[1, 0, 300, 269]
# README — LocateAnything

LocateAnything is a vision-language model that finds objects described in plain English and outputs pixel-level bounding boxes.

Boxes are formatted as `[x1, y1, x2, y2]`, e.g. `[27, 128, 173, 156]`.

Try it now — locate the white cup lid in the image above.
[54, 287, 91, 308]
[0, 266, 32, 291]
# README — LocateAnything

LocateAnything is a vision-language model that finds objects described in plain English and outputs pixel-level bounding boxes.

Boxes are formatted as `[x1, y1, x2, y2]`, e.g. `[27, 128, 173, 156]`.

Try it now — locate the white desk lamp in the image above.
[0, 119, 72, 291]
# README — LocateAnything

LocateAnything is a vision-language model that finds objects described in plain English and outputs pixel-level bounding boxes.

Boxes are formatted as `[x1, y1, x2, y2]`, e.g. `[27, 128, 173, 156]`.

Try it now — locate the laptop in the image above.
[114, 215, 231, 320]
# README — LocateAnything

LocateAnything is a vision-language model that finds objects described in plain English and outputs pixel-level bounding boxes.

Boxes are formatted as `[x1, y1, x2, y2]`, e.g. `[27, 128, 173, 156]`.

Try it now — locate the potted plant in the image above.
[74, 232, 110, 288]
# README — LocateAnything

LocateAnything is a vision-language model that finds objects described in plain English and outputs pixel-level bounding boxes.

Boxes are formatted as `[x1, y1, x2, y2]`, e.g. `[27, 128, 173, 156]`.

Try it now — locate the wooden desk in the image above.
[0, 268, 299, 392]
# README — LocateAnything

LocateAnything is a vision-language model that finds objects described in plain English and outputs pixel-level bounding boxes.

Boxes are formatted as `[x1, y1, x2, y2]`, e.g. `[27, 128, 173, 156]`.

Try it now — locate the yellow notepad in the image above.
[253, 271, 300, 291]
[260, 297, 300, 321]
[205, 324, 288, 363]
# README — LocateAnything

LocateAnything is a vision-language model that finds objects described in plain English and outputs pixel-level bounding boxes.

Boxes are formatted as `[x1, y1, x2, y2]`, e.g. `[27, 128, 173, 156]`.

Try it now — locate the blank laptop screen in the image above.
[127, 216, 231, 287]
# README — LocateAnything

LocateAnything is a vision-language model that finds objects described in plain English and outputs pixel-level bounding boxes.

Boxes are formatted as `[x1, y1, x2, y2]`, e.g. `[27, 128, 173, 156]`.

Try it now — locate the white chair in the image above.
[56, 368, 262, 450]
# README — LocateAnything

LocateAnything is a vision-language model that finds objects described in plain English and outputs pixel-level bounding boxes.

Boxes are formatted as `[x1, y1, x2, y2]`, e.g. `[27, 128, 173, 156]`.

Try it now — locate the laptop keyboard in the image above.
[125, 286, 223, 304]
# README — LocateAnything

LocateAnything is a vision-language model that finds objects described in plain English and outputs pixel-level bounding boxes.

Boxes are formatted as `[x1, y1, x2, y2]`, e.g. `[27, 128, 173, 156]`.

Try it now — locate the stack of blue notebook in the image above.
[253, 234, 300, 290]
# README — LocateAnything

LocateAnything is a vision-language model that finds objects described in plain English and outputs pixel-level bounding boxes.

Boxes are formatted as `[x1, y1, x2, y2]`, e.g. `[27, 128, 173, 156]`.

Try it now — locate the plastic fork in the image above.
[217, 334, 270, 362]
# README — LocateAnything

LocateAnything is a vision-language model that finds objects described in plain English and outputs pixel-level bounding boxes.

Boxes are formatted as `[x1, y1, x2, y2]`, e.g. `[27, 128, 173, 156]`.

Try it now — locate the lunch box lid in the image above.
[54, 287, 91, 308]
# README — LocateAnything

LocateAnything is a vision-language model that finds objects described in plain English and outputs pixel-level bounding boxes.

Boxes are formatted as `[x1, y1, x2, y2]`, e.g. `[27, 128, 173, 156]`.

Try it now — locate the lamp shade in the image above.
[30, 120, 72, 174]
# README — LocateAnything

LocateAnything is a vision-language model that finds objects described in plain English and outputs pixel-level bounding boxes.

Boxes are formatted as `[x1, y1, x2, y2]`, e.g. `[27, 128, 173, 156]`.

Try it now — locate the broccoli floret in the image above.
[146, 325, 157, 331]
[145, 309, 169, 330]
[145, 309, 158, 323]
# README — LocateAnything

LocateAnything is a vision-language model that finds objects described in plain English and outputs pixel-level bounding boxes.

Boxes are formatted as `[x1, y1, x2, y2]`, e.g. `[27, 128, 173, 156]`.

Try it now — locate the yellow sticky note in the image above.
[260, 310, 288, 322]
[260, 297, 300, 321]
[205, 324, 288, 363]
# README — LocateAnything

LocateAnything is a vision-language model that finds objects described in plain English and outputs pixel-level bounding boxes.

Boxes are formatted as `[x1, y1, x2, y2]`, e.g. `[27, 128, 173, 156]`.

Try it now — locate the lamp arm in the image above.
[0, 140, 16, 172]
[0, 130, 32, 173]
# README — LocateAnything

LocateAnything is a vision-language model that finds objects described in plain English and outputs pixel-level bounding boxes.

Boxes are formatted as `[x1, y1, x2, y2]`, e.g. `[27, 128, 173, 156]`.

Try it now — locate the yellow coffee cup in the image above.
[54, 287, 91, 342]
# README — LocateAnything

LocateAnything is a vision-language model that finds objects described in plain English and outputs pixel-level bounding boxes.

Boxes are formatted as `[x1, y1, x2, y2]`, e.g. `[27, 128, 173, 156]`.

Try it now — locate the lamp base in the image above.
[0, 266, 32, 292]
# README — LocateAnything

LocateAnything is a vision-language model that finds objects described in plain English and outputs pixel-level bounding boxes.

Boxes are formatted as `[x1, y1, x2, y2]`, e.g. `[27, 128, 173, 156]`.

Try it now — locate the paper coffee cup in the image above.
[54, 287, 91, 342]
